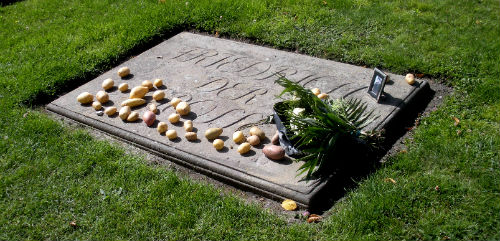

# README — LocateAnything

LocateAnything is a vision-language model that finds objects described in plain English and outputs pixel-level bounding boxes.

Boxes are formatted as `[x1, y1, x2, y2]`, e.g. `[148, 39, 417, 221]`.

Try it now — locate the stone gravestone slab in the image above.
[48, 32, 428, 207]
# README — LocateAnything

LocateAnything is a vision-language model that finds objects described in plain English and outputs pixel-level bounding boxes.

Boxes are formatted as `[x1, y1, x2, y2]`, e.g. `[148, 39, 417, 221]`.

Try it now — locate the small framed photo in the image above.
[368, 68, 387, 102]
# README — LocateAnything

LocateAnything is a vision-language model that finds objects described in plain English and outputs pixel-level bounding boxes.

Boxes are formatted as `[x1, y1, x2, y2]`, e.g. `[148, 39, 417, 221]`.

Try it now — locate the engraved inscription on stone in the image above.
[145, 44, 372, 130]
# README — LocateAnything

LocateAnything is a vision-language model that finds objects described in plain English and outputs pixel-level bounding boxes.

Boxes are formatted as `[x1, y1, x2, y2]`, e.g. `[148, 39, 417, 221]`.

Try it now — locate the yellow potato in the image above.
[233, 131, 245, 143]
[170, 97, 181, 108]
[118, 83, 129, 92]
[157, 122, 168, 133]
[141, 80, 153, 90]
[92, 101, 102, 110]
[77, 92, 93, 104]
[121, 98, 146, 107]
[102, 78, 114, 90]
[168, 113, 180, 123]
[96, 90, 109, 104]
[249, 126, 265, 140]
[153, 79, 163, 87]
[317, 93, 329, 100]
[176, 101, 190, 116]
[118, 106, 131, 120]
[311, 88, 321, 96]
[153, 90, 165, 101]
[183, 120, 193, 132]
[237, 142, 251, 154]
[405, 73, 415, 85]
[148, 103, 158, 114]
[281, 199, 297, 211]
[205, 128, 223, 140]
[247, 135, 260, 146]
[166, 130, 177, 140]
[185, 132, 197, 141]
[129, 86, 148, 99]
[213, 139, 224, 150]
[104, 106, 117, 116]
[117, 67, 130, 78]
[127, 111, 139, 122]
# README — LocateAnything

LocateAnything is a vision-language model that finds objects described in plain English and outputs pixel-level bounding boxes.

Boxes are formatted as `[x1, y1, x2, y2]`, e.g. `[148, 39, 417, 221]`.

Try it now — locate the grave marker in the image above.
[48, 32, 428, 207]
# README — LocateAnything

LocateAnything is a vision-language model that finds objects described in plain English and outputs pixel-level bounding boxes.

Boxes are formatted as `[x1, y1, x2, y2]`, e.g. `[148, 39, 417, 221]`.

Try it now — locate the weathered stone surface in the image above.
[48, 32, 428, 206]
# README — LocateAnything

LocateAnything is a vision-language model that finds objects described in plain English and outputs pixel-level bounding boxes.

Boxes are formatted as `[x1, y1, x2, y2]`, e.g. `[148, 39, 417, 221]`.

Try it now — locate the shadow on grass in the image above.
[308, 83, 434, 213]
[1, 0, 24, 7]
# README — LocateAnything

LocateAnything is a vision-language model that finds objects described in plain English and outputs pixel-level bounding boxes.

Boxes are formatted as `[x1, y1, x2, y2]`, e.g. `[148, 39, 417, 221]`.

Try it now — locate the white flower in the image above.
[292, 108, 305, 116]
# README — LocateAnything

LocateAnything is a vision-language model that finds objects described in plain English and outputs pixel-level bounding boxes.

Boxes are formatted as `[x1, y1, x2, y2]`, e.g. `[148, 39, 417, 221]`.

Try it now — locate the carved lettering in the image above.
[195, 77, 229, 92]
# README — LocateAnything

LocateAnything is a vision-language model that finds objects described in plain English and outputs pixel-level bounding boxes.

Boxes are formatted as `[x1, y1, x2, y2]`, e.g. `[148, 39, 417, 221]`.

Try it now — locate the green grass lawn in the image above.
[1, 0, 499, 240]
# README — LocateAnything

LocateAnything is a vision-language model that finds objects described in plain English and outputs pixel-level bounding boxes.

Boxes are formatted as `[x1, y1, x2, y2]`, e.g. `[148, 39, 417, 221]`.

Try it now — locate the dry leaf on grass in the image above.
[281, 199, 297, 211]
[384, 178, 397, 184]
[307, 214, 322, 223]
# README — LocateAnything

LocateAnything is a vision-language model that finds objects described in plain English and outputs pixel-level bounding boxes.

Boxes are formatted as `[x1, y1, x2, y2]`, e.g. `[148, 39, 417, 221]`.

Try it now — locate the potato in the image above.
[77, 92, 93, 104]
[213, 139, 224, 150]
[121, 98, 146, 107]
[119, 106, 131, 120]
[247, 135, 260, 146]
[104, 106, 117, 116]
[205, 128, 223, 140]
[271, 131, 279, 145]
[263, 145, 285, 160]
[233, 131, 245, 143]
[170, 97, 181, 108]
[102, 78, 114, 90]
[96, 90, 109, 104]
[127, 111, 139, 122]
[249, 126, 265, 140]
[185, 132, 197, 141]
[311, 88, 321, 96]
[168, 113, 180, 123]
[281, 199, 297, 211]
[176, 101, 190, 116]
[183, 120, 193, 131]
[237, 142, 251, 154]
[157, 122, 168, 133]
[153, 90, 165, 101]
[117, 66, 130, 78]
[166, 130, 177, 140]
[142, 111, 156, 126]
[148, 103, 158, 114]
[129, 86, 148, 99]
[153, 79, 163, 87]
[141, 80, 153, 90]
[118, 83, 129, 92]
[405, 73, 415, 85]
[92, 101, 102, 110]
[317, 93, 329, 100]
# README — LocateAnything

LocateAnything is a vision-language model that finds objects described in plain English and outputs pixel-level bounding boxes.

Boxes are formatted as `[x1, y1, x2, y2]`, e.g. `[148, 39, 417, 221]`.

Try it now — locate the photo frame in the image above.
[368, 68, 387, 102]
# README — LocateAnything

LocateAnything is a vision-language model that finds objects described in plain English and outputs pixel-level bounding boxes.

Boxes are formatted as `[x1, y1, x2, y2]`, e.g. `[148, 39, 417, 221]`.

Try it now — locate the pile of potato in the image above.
[77, 66, 287, 160]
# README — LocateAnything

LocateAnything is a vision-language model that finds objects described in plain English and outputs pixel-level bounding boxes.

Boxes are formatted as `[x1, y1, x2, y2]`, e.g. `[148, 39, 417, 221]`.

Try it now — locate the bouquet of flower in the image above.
[274, 77, 381, 179]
